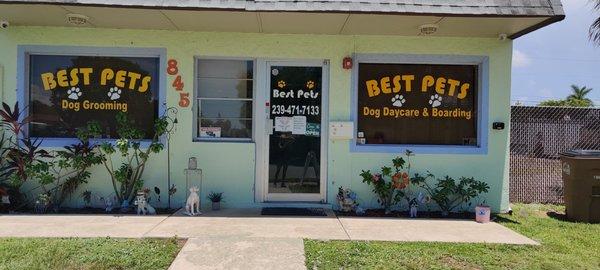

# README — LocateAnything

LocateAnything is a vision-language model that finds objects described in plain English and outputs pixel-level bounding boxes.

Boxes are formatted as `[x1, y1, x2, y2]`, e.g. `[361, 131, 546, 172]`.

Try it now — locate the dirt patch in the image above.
[440, 255, 482, 270]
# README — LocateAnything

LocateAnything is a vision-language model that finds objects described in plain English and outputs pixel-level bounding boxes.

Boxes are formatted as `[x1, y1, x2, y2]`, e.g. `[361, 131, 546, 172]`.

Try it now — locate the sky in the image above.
[511, 0, 600, 107]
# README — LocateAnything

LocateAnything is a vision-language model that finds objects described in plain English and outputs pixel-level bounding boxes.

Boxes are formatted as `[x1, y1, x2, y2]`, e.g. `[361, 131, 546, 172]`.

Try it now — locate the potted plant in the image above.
[207, 192, 223, 210]
[475, 200, 491, 223]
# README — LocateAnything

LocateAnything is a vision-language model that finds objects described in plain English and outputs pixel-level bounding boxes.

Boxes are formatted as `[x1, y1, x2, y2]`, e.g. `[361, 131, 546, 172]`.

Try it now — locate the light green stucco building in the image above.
[0, 0, 564, 213]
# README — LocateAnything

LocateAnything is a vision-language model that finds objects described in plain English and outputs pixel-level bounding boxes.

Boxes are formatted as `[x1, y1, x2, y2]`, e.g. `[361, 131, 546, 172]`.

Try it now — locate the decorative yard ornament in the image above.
[185, 186, 201, 216]
[165, 106, 179, 209]
[336, 187, 358, 212]
[188, 157, 197, 170]
[134, 192, 156, 215]
[0, 187, 9, 205]
[409, 192, 427, 218]
[409, 198, 418, 218]
[103, 196, 115, 212]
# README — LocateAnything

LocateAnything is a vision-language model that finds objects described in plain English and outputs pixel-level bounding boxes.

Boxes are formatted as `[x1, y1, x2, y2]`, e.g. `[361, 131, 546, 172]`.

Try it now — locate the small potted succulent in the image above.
[207, 192, 223, 211]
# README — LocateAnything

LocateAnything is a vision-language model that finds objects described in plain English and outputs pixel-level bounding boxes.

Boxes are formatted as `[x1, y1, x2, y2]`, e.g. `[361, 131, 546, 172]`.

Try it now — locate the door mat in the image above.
[261, 207, 327, 216]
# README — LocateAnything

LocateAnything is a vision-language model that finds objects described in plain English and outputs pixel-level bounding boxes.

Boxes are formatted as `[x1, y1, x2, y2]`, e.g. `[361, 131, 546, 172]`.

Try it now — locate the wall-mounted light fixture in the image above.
[419, 24, 439, 36]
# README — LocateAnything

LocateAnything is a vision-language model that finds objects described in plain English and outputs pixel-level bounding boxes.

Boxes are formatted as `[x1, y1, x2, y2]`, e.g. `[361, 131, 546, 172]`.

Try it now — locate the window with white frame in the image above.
[195, 59, 254, 140]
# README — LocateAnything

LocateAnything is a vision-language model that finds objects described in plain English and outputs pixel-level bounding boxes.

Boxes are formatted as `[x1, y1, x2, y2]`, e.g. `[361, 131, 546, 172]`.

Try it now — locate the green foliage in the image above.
[412, 172, 489, 215]
[0, 237, 181, 270]
[90, 111, 174, 206]
[28, 127, 103, 210]
[592, 0, 600, 45]
[360, 150, 413, 213]
[1, 102, 52, 208]
[538, 85, 594, 107]
[207, 191, 224, 202]
[1, 102, 103, 210]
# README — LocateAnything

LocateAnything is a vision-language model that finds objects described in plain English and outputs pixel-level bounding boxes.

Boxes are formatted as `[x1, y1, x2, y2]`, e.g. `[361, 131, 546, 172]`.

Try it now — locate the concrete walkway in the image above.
[0, 208, 538, 269]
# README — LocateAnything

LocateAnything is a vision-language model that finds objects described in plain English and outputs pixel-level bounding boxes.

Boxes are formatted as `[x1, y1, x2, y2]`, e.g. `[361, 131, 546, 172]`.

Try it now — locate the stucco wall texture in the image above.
[0, 27, 513, 212]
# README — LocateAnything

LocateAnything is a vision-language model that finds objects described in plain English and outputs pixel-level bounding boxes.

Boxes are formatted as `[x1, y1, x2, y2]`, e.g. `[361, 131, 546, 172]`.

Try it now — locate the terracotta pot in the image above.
[475, 205, 491, 223]
[212, 202, 220, 211]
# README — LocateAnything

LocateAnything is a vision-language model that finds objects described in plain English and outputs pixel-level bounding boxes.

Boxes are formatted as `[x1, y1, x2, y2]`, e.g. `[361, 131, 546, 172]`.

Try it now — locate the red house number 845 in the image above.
[167, 59, 190, 108]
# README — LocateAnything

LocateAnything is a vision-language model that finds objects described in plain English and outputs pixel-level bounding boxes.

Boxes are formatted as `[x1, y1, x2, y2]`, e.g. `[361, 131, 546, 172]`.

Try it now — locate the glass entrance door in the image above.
[266, 63, 324, 201]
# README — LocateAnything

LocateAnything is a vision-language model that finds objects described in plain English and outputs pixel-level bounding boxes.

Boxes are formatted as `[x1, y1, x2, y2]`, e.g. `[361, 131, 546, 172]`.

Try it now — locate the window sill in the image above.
[193, 138, 253, 143]
[350, 142, 488, 155]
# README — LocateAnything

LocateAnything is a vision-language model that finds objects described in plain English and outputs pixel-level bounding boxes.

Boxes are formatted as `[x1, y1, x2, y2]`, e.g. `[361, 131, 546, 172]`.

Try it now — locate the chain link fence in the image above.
[510, 106, 600, 204]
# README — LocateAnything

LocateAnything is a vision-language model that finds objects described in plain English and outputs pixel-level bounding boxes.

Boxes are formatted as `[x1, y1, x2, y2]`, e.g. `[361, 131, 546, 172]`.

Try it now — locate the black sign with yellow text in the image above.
[29, 55, 159, 139]
[357, 63, 478, 145]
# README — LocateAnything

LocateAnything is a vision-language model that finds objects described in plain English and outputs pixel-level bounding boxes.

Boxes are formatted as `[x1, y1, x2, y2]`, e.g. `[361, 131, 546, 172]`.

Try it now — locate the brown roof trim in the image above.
[508, 14, 566, 39]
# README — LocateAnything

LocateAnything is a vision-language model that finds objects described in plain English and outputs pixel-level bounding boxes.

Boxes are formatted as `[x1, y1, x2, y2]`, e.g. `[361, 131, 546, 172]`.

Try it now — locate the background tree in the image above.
[538, 85, 594, 107]
[590, 0, 600, 45]
[566, 85, 593, 106]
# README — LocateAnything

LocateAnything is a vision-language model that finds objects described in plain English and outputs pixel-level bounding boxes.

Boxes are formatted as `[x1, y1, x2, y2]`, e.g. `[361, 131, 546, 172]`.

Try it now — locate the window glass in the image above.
[197, 60, 253, 79]
[199, 119, 252, 139]
[28, 54, 159, 139]
[357, 63, 478, 146]
[200, 100, 252, 119]
[196, 59, 254, 140]
[196, 78, 252, 99]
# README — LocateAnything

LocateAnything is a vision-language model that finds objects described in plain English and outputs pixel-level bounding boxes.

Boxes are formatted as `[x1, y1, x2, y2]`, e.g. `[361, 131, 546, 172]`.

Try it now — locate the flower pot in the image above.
[475, 205, 491, 223]
[212, 202, 220, 211]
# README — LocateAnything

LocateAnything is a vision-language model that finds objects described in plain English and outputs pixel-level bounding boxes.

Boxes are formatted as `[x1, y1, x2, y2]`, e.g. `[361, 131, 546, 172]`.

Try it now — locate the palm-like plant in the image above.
[566, 84, 594, 106]
[591, 1, 600, 45]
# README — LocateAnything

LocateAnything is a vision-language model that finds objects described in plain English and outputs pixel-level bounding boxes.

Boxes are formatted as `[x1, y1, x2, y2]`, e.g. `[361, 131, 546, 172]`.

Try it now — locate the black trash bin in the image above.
[560, 150, 600, 223]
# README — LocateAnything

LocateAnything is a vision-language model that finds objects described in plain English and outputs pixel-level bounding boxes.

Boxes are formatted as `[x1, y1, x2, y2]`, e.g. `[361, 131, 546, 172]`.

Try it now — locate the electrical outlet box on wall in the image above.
[329, 121, 354, 140]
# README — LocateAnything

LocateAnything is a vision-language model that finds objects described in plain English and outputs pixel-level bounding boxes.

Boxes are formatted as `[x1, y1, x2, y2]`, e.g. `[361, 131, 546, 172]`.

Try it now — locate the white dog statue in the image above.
[186, 186, 201, 216]
[134, 195, 156, 215]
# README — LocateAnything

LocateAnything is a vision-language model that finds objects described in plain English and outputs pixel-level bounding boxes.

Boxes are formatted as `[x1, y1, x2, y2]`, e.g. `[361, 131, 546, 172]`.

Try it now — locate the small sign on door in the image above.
[292, 116, 307, 135]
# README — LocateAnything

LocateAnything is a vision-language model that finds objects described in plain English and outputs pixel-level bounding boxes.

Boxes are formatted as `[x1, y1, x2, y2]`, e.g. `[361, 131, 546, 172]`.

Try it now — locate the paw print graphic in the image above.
[391, 94, 406, 107]
[108, 87, 122, 100]
[67, 87, 82, 100]
[277, 80, 286, 89]
[306, 80, 315, 90]
[429, 94, 442, 108]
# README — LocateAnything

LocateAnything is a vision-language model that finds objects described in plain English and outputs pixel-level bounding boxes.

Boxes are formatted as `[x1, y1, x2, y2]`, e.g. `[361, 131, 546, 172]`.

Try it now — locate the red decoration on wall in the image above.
[167, 58, 190, 108]
[343, 57, 353, 70]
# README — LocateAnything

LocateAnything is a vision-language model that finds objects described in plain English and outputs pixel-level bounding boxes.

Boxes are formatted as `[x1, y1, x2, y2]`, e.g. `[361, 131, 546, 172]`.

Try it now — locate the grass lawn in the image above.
[305, 204, 600, 269]
[0, 237, 183, 270]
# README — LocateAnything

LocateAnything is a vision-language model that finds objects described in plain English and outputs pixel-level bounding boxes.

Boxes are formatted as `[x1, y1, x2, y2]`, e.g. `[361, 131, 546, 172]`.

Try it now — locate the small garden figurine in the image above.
[409, 198, 418, 218]
[134, 191, 156, 215]
[154, 186, 161, 202]
[208, 192, 223, 211]
[0, 187, 10, 205]
[100, 195, 115, 212]
[81, 190, 92, 208]
[408, 192, 426, 218]
[185, 186, 201, 216]
[336, 187, 358, 213]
